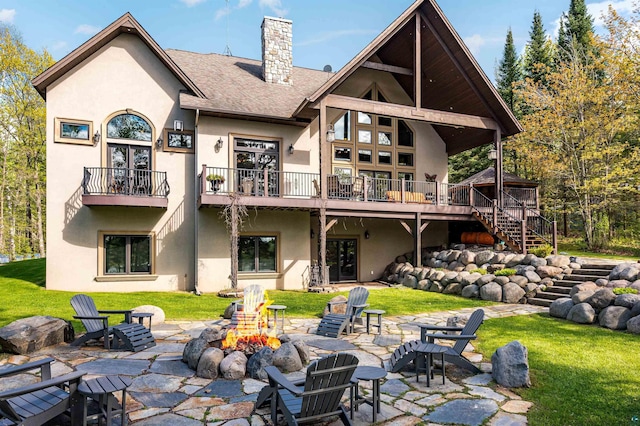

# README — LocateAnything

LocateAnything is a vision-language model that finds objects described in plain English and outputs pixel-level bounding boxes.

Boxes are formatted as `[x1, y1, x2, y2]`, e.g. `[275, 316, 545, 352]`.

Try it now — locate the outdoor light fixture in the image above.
[364, 230, 370, 239]
[156, 137, 163, 148]
[92, 131, 101, 144]
[487, 148, 498, 161]
[326, 124, 335, 143]
[288, 144, 294, 155]
[215, 138, 224, 152]
[173, 120, 183, 131]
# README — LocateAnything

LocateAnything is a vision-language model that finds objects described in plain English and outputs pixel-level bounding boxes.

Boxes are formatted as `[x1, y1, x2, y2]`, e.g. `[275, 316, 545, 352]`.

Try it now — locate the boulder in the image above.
[417, 269, 430, 281]
[292, 340, 310, 365]
[196, 347, 225, 379]
[503, 283, 525, 304]
[614, 294, 640, 308]
[220, 351, 248, 380]
[510, 275, 529, 288]
[599, 306, 632, 330]
[566, 303, 596, 324]
[461, 284, 479, 299]
[530, 257, 547, 267]
[536, 266, 563, 279]
[595, 278, 609, 287]
[606, 279, 630, 289]
[569, 282, 598, 297]
[549, 298, 574, 319]
[441, 271, 459, 286]
[417, 279, 430, 290]
[631, 280, 640, 291]
[506, 254, 525, 267]
[323, 295, 347, 316]
[437, 250, 450, 261]
[475, 250, 495, 266]
[402, 275, 418, 288]
[476, 274, 496, 286]
[586, 288, 616, 311]
[446, 250, 461, 262]
[246, 347, 274, 380]
[522, 254, 537, 265]
[571, 290, 595, 305]
[429, 282, 444, 292]
[631, 302, 640, 318]
[272, 342, 303, 372]
[183, 337, 209, 370]
[502, 253, 516, 265]
[523, 282, 539, 298]
[545, 255, 570, 268]
[132, 305, 166, 326]
[627, 315, 640, 334]
[491, 341, 531, 388]
[480, 282, 502, 302]
[523, 270, 542, 283]
[199, 327, 224, 344]
[0, 316, 69, 355]
[443, 283, 462, 295]
[223, 303, 236, 320]
[494, 276, 510, 286]
[431, 270, 446, 281]
[569, 262, 582, 269]
[609, 263, 640, 281]
[459, 250, 476, 265]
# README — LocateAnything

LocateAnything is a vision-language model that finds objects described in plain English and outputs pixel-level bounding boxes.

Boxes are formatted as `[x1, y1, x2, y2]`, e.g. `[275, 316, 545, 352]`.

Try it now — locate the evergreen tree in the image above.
[557, 0, 595, 62]
[523, 11, 554, 83]
[496, 28, 521, 114]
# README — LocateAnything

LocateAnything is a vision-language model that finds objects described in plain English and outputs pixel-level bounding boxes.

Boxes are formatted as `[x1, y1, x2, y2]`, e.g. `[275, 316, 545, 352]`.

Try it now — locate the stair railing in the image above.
[471, 189, 524, 249]
[502, 190, 557, 253]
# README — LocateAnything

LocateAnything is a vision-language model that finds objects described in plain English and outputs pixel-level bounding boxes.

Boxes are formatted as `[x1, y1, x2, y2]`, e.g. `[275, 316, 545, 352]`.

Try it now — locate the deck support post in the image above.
[414, 213, 422, 266]
[521, 219, 527, 255]
[319, 99, 329, 286]
[552, 221, 558, 254]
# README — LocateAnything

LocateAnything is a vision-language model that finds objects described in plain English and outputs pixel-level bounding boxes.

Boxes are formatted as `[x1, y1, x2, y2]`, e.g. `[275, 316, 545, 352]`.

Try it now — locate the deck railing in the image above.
[83, 167, 170, 197]
[502, 190, 556, 249]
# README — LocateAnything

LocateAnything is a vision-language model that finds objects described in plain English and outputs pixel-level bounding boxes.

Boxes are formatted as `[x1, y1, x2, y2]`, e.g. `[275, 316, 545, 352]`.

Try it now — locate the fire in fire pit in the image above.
[222, 285, 281, 355]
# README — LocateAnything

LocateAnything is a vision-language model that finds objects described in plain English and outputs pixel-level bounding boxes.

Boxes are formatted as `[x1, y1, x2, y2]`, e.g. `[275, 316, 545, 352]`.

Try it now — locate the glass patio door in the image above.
[327, 239, 357, 282]
[234, 138, 279, 196]
[108, 144, 151, 195]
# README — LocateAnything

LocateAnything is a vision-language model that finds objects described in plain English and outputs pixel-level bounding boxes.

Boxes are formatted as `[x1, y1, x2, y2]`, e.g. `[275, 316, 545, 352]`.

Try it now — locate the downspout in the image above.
[194, 108, 201, 295]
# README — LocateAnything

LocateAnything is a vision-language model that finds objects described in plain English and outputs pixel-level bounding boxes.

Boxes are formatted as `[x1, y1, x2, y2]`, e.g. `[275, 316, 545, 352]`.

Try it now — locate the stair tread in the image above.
[528, 298, 552, 307]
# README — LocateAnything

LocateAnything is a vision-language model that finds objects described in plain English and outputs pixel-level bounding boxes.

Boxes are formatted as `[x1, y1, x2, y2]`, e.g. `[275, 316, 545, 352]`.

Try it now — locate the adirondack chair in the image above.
[316, 286, 369, 338]
[389, 309, 485, 374]
[264, 353, 358, 426]
[0, 357, 84, 426]
[70, 294, 156, 352]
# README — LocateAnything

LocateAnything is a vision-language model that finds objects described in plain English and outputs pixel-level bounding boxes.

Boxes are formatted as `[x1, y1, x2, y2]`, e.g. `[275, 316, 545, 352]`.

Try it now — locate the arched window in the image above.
[107, 113, 152, 141]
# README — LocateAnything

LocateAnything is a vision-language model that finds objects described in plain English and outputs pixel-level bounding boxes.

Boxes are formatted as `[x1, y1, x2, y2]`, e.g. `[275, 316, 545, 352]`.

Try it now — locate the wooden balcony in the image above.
[198, 166, 476, 221]
[82, 167, 170, 208]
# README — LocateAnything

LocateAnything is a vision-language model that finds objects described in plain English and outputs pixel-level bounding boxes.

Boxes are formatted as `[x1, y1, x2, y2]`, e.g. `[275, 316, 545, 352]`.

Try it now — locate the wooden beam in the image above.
[415, 13, 422, 109]
[400, 220, 413, 236]
[326, 218, 338, 231]
[324, 94, 499, 131]
[414, 213, 422, 266]
[362, 61, 413, 76]
[420, 221, 430, 233]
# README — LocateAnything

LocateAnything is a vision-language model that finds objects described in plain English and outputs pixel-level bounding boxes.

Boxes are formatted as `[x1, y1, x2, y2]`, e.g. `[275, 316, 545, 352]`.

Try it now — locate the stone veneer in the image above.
[261, 16, 293, 86]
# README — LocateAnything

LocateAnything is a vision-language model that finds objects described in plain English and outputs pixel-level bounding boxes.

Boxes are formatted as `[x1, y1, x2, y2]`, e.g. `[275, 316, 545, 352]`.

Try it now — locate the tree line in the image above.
[450, 0, 640, 252]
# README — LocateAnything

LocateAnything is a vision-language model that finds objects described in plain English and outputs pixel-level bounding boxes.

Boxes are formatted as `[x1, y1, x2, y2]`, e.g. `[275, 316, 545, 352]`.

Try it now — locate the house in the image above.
[32, 0, 555, 293]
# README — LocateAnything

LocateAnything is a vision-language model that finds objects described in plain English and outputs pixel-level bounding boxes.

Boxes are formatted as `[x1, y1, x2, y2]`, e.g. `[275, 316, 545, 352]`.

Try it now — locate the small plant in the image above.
[470, 268, 487, 275]
[495, 268, 517, 276]
[529, 244, 554, 258]
[613, 287, 638, 295]
[206, 174, 225, 183]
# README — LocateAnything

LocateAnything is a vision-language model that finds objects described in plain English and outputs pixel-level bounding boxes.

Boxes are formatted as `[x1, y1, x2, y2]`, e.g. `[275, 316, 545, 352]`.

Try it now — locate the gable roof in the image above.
[32, 13, 204, 99]
[458, 167, 538, 187]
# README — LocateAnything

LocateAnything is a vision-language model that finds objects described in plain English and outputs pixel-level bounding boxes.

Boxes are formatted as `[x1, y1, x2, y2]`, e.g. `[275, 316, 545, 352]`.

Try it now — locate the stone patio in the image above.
[0, 304, 545, 425]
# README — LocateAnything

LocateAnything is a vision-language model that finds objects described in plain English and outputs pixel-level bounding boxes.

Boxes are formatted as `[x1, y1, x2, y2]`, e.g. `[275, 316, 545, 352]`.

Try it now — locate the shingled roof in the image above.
[458, 167, 537, 187]
[168, 50, 332, 123]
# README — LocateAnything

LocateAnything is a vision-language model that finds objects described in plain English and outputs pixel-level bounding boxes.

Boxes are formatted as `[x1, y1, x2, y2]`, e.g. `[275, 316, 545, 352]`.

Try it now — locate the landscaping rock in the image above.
[631, 302, 640, 318]
[246, 347, 273, 380]
[220, 351, 248, 380]
[443, 282, 462, 295]
[132, 305, 166, 326]
[610, 263, 640, 281]
[506, 254, 525, 267]
[402, 275, 418, 288]
[292, 340, 310, 365]
[595, 278, 609, 287]
[459, 250, 476, 265]
[626, 315, 640, 334]
[461, 284, 479, 299]
[631, 280, 640, 291]
[545, 255, 570, 268]
[536, 265, 563, 279]
[491, 341, 531, 388]
[323, 295, 347, 316]
[503, 283, 525, 304]
[494, 276, 510, 286]
[570, 282, 598, 297]
[510, 275, 529, 288]
[606, 279, 630, 289]
[476, 274, 496, 286]
[549, 298, 574, 319]
[183, 338, 208, 370]
[523, 270, 541, 283]
[429, 282, 444, 292]
[614, 294, 640, 308]
[586, 288, 616, 311]
[223, 304, 236, 320]
[0, 316, 68, 355]
[572, 290, 595, 304]
[417, 279, 430, 290]
[599, 306, 632, 330]
[480, 282, 502, 302]
[475, 250, 495, 266]
[196, 347, 224, 379]
[530, 257, 547, 267]
[566, 303, 596, 324]
[460, 273, 482, 287]
[272, 342, 303, 372]
[199, 327, 224, 344]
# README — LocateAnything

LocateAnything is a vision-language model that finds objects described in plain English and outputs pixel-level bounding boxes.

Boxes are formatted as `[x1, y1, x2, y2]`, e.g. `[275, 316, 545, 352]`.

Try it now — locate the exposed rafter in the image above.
[362, 61, 413, 76]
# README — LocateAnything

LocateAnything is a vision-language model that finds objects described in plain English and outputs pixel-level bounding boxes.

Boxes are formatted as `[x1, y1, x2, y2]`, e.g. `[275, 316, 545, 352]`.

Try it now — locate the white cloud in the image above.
[238, 0, 252, 8]
[180, 0, 207, 7]
[259, 0, 287, 17]
[0, 9, 16, 23]
[74, 24, 100, 35]
[587, 0, 635, 26]
[215, 7, 231, 21]
[51, 41, 67, 51]
[296, 29, 378, 47]
[463, 34, 487, 56]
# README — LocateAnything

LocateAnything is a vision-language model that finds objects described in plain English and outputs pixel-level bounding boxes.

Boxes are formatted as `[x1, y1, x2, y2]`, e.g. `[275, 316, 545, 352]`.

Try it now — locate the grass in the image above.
[477, 313, 640, 426]
[558, 236, 640, 261]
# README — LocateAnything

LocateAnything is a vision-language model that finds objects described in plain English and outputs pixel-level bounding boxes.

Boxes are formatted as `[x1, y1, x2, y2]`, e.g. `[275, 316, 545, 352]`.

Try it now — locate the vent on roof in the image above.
[323, 65, 332, 72]
[261, 16, 293, 86]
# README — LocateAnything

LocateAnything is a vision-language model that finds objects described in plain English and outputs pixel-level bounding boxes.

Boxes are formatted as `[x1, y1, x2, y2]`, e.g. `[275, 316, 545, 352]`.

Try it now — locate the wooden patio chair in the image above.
[351, 177, 364, 200]
[316, 286, 369, 338]
[0, 357, 84, 426]
[70, 294, 155, 352]
[264, 353, 358, 426]
[389, 309, 485, 374]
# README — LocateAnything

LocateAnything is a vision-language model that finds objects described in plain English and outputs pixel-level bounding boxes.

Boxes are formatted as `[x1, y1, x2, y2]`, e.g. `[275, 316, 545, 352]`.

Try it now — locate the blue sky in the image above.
[1, 0, 635, 81]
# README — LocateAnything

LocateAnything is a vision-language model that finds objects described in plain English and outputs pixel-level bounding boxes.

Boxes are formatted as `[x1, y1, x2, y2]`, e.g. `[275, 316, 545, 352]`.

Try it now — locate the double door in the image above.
[327, 239, 357, 282]
[108, 144, 151, 195]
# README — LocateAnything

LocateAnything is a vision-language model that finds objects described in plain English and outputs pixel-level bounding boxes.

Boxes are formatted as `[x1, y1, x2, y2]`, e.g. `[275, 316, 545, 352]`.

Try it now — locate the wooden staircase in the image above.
[470, 189, 556, 254]
[528, 263, 617, 307]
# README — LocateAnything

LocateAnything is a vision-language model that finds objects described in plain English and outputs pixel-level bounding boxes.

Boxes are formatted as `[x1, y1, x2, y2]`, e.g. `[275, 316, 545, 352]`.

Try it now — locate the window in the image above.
[334, 147, 351, 161]
[398, 120, 413, 147]
[334, 112, 351, 141]
[378, 151, 392, 165]
[164, 129, 194, 153]
[358, 149, 372, 163]
[357, 130, 372, 144]
[103, 234, 151, 274]
[54, 118, 93, 145]
[239, 236, 277, 273]
[107, 113, 152, 141]
[398, 152, 414, 167]
[378, 131, 392, 146]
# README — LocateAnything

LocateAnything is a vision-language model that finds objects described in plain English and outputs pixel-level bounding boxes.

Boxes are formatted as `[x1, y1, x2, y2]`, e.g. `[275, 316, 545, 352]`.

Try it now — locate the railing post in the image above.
[521, 219, 527, 254]
[401, 178, 406, 203]
[492, 199, 498, 231]
[469, 184, 474, 207]
[201, 164, 207, 194]
[522, 204, 527, 222]
[263, 168, 269, 197]
[435, 182, 440, 205]
[552, 221, 558, 254]
[363, 176, 368, 202]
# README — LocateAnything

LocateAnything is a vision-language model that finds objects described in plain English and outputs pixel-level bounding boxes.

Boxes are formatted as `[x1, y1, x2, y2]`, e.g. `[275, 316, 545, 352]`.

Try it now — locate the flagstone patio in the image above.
[0, 304, 545, 425]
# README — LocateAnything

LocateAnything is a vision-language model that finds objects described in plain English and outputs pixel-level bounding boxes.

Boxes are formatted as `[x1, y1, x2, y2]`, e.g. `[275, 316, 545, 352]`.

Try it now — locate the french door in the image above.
[108, 144, 151, 195]
[327, 239, 357, 282]
[234, 137, 279, 196]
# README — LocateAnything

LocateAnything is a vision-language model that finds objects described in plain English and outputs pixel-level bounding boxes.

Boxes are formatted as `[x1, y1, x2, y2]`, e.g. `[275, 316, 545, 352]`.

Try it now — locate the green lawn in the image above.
[558, 236, 640, 261]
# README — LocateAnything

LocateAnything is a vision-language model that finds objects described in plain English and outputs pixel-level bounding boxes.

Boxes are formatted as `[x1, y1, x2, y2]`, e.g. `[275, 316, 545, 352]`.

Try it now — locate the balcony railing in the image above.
[83, 167, 170, 198]
[202, 166, 319, 198]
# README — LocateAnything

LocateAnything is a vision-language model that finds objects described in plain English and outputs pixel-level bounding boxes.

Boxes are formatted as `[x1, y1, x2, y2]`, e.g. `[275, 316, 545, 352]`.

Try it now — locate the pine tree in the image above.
[496, 28, 521, 114]
[557, 0, 595, 62]
[523, 11, 554, 83]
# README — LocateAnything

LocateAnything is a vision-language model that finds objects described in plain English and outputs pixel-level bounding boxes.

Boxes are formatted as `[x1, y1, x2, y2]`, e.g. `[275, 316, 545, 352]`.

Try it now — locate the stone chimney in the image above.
[261, 16, 293, 86]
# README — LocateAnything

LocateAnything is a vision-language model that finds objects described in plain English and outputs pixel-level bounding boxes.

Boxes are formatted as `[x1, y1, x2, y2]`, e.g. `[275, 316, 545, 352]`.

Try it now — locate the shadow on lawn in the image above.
[0, 258, 45, 287]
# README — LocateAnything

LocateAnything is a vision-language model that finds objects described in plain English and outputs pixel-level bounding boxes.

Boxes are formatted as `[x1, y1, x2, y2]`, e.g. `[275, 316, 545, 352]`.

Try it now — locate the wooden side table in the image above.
[415, 343, 448, 386]
[78, 375, 132, 426]
[363, 309, 385, 334]
[131, 312, 154, 331]
[266, 305, 287, 330]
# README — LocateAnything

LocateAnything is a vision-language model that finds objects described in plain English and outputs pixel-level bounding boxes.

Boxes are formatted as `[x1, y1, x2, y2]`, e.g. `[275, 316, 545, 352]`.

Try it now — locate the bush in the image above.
[495, 268, 517, 276]
[470, 268, 487, 275]
[613, 287, 638, 295]
[529, 244, 554, 258]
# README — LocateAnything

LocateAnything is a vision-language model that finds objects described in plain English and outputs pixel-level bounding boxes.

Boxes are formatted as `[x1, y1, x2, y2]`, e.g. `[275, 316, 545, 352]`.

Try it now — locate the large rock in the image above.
[502, 283, 525, 304]
[494, 276, 510, 286]
[586, 288, 616, 311]
[530, 257, 547, 267]
[459, 250, 476, 265]
[461, 284, 479, 299]
[443, 282, 462, 295]
[183, 337, 209, 369]
[571, 290, 595, 304]
[196, 347, 225, 379]
[480, 282, 502, 302]
[545, 255, 570, 268]
[599, 306, 632, 330]
[536, 266, 563, 279]
[246, 347, 274, 380]
[510, 275, 529, 288]
[323, 295, 347, 316]
[132, 305, 166, 326]
[609, 263, 640, 281]
[570, 282, 598, 297]
[506, 254, 525, 268]
[523, 270, 541, 283]
[491, 341, 531, 388]
[614, 294, 640, 308]
[627, 316, 640, 334]
[272, 342, 303, 372]
[429, 282, 444, 292]
[220, 351, 248, 380]
[549, 298, 574, 319]
[631, 302, 640, 318]
[522, 254, 538, 265]
[402, 275, 418, 288]
[476, 274, 496, 286]
[292, 340, 310, 365]
[222, 304, 236, 319]
[199, 327, 224, 344]
[0, 316, 69, 354]
[606, 279, 630, 289]
[475, 250, 495, 266]
[566, 303, 596, 324]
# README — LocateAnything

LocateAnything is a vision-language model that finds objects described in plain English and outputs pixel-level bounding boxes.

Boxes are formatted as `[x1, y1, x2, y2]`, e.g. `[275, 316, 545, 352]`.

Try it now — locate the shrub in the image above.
[495, 268, 517, 276]
[470, 268, 487, 275]
[529, 244, 554, 258]
[613, 287, 638, 295]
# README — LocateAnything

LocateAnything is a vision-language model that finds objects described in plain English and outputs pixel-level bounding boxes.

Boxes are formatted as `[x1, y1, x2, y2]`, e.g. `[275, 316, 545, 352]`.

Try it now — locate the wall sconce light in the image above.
[487, 148, 498, 161]
[92, 131, 101, 144]
[173, 120, 183, 131]
[215, 137, 224, 153]
[326, 124, 335, 143]
[310, 229, 315, 239]
[156, 137, 163, 148]
[288, 144, 294, 155]
[364, 230, 370, 239]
